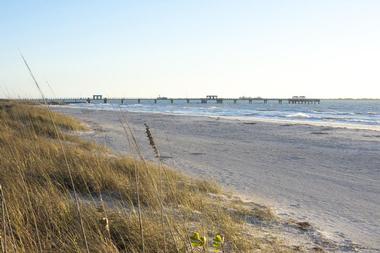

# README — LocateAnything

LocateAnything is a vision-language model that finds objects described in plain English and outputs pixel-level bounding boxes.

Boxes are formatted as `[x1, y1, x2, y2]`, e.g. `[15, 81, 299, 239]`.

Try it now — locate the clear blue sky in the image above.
[1, 0, 379, 98]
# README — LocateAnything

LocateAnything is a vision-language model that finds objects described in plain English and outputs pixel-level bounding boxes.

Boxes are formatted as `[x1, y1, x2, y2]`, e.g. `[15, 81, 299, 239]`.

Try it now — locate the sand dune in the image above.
[54, 106, 380, 252]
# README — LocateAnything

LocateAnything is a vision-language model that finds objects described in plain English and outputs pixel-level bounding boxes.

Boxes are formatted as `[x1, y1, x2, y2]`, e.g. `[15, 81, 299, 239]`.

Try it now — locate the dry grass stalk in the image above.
[144, 123, 160, 159]
[143, 124, 168, 252]
[116, 107, 146, 253]
[117, 111, 185, 252]
[143, 123, 197, 253]
[20, 54, 90, 253]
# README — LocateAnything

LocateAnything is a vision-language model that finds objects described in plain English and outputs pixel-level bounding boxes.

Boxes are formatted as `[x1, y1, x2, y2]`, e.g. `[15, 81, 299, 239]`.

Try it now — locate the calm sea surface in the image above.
[69, 99, 380, 130]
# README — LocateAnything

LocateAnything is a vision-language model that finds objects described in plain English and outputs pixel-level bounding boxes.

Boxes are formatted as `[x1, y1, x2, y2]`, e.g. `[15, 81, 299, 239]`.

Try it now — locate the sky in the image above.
[0, 0, 380, 99]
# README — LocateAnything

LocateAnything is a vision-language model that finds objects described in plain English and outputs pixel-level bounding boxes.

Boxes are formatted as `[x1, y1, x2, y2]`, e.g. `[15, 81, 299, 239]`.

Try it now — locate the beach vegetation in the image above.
[0, 100, 299, 252]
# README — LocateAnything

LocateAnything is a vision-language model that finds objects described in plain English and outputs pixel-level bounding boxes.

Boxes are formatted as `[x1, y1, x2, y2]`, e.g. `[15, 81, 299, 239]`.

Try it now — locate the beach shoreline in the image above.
[54, 106, 380, 252]
[51, 104, 380, 132]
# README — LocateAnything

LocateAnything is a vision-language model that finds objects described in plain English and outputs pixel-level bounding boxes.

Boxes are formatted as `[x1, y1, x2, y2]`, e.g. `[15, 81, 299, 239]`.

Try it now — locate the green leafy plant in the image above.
[212, 234, 225, 252]
[190, 232, 207, 248]
[190, 232, 224, 252]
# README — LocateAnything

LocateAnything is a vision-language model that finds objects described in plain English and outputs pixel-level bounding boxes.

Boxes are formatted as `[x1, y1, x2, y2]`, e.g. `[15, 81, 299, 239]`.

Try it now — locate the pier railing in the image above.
[15, 97, 321, 105]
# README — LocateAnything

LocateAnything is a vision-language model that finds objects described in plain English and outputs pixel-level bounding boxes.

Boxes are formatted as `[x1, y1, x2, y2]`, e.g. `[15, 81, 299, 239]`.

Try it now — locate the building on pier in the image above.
[93, 95, 103, 100]
[206, 95, 218, 100]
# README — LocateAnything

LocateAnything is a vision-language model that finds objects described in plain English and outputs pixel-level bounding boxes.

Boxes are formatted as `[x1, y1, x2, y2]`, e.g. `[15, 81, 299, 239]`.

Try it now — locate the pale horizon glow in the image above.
[1, 1, 380, 99]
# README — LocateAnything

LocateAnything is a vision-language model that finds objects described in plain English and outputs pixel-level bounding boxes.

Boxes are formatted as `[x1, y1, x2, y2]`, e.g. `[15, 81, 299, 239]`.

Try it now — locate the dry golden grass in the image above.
[0, 101, 299, 252]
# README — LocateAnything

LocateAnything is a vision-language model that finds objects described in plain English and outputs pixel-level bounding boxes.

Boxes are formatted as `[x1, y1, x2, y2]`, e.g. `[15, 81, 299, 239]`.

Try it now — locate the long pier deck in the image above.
[19, 97, 321, 105]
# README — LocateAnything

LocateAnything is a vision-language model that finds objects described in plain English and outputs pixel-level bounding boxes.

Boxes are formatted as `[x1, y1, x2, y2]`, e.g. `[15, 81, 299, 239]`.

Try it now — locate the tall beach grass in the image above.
[0, 100, 299, 252]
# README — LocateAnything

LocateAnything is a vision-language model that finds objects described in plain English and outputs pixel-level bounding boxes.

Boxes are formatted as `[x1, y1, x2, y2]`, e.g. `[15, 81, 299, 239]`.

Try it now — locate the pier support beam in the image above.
[137, 99, 141, 104]
[264, 99, 267, 104]
[201, 99, 207, 104]
[170, 99, 174, 104]
[233, 99, 237, 104]
[186, 99, 190, 103]
[104, 98, 107, 103]
[279, 99, 282, 104]
[249, 99, 252, 104]
[216, 99, 223, 104]
[154, 99, 157, 104]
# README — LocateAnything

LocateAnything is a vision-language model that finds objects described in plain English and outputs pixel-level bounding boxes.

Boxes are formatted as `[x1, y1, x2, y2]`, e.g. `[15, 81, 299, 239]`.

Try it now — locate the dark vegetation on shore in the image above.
[0, 101, 299, 252]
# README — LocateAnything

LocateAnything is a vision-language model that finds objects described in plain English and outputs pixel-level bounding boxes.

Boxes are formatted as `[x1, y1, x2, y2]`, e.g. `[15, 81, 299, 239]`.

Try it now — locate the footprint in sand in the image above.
[311, 131, 329, 135]
[189, 152, 206, 156]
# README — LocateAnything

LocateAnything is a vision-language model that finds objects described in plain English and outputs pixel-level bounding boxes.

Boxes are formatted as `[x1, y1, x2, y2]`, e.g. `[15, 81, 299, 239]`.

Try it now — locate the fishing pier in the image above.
[22, 95, 321, 105]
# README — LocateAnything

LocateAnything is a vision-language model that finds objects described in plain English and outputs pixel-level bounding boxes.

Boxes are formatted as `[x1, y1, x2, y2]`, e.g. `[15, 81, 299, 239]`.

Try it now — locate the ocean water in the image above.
[67, 99, 380, 130]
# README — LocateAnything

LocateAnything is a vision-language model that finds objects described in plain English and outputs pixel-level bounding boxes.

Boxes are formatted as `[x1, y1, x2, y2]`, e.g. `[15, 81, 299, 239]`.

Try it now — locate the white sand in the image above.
[54, 106, 380, 252]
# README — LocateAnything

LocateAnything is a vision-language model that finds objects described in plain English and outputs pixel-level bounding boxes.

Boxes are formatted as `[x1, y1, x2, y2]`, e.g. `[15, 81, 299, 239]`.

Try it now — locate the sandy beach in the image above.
[54, 106, 380, 252]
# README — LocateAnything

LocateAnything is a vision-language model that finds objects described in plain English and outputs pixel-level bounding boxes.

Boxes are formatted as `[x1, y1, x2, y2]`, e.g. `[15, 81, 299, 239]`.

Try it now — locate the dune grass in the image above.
[0, 101, 297, 252]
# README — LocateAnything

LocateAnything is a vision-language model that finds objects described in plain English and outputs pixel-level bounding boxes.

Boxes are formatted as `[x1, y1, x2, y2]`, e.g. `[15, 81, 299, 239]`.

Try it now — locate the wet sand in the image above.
[54, 106, 380, 252]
